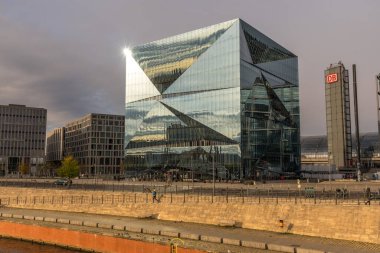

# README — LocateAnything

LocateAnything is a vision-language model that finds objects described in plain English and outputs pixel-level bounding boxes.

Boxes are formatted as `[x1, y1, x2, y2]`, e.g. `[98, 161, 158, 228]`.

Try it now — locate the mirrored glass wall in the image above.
[125, 19, 300, 180]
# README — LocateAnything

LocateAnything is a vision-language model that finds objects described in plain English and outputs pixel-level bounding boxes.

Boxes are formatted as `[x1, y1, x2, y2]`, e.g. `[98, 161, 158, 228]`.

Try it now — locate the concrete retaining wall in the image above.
[1, 187, 379, 245]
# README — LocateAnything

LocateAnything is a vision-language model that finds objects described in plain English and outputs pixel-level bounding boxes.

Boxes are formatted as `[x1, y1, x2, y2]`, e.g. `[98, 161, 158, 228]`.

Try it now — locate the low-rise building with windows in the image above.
[64, 113, 125, 176]
[0, 104, 47, 176]
[301, 133, 380, 175]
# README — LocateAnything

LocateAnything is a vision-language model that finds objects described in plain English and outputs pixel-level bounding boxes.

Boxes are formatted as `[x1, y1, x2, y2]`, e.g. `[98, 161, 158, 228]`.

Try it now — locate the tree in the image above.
[19, 162, 29, 176]
[119, 160, 125, 175]
[37, 161, 56, 177]
[57, 156, 79, 179]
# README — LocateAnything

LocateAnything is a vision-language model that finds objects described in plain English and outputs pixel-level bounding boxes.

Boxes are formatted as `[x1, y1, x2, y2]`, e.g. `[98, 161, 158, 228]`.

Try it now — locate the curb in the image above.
[267, 243, 296, 253]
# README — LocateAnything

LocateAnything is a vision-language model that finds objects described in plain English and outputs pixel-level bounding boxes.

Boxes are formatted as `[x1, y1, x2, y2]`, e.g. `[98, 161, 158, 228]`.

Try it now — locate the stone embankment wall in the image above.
[0, 220, 204, 253]
[1, 187, 378, 244]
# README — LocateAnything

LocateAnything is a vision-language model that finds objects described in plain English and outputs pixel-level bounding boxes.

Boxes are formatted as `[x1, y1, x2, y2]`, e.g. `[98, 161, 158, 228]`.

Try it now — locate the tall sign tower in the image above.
[325, 62, 352, 170]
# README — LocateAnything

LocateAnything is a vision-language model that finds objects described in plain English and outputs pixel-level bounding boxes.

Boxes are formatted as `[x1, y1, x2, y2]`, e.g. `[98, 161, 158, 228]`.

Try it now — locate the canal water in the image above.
[0, 238, 83, 253]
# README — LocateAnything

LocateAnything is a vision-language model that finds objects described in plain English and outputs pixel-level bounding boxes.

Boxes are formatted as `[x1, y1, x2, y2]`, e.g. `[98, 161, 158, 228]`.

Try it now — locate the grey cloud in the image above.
[0, 15, 124, 130]
[0, 0, 379, 135]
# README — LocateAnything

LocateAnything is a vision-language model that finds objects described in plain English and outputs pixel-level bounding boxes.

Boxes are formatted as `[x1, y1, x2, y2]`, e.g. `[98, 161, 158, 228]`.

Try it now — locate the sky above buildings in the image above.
[0, 0, 379, 135]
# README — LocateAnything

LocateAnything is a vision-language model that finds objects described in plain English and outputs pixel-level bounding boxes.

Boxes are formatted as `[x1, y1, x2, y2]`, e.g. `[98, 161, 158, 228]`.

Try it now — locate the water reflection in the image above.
[0, 238, 82, 253]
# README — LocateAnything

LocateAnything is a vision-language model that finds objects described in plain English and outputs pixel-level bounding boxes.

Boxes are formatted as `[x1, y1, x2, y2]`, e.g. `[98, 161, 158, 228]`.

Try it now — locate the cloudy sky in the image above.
[0, 0, 379, 136]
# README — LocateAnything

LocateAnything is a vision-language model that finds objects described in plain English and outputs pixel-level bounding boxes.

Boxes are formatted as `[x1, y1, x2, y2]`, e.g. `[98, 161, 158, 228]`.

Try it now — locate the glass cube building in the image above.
[125, 18, 300, 179]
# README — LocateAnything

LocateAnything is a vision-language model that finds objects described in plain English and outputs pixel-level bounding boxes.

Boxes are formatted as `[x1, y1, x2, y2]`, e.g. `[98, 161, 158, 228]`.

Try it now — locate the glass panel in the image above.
[132, 19, 236, 93]
[161, 103, 238, 145]
[125, 20, 242, 178]
[127, 102, 184, 149]
[125, 19, 300, 179]
[240, 22, 253, 64]
[240, 19, 300, 177]
[162, 87, 241, 141]
[125, 100, 157, 146]
[241, 20, 296, 63]
[125, 52, 160, 104]
[256, 57, 298, 86]
[164, 20, 240, 94]
[241, 19, 298, 86]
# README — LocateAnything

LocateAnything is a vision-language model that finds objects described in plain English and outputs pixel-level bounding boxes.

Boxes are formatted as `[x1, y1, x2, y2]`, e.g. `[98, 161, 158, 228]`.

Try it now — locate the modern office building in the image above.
[64, 113, 124, 176]
[46, 127, 65, 163]
[0, 104, 47, 176]
[125, 18, 300, 179]
[324, 62, 352, 170]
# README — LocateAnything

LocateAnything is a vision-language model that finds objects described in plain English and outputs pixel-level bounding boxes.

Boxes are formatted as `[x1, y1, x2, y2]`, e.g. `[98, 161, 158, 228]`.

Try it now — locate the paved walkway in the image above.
[0, 207, 379, 253]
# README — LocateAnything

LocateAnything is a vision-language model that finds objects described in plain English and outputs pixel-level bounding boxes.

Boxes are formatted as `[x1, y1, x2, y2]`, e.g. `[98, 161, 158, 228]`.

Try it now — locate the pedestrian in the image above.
[365, 187, 371, 205]
[152, 189, 157, 203]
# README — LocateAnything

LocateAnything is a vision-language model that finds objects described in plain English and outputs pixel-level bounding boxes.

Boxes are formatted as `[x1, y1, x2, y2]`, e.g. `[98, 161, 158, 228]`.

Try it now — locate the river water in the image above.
[0, 238, 83, 253]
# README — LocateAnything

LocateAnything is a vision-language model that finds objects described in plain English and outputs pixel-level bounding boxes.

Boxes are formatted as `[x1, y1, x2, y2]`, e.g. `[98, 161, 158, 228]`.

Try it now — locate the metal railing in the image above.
[1, 188, 378, 206]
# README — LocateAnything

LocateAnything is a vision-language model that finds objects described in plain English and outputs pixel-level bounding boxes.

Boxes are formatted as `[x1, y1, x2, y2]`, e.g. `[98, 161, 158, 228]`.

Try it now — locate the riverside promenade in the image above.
[0, 182, 379, 252]
[1, 178, 380, 193]
[0, 207, 379, 253]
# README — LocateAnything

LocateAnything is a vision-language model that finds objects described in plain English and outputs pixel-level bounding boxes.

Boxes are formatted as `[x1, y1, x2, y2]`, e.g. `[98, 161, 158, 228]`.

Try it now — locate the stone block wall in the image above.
[0, 187, 378, 244]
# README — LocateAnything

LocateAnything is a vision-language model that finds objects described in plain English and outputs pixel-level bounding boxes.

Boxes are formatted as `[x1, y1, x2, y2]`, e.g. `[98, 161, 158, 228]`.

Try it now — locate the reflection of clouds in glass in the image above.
[125, 100, 157, 145]
[131, 103, 181, 139]
[131, 134, 165, 142]
[165, 22, 240, 95]
[162, 87, 240, 139]
[126, 144, 240, 156]
[124, 19, 300, 174]
[131, 20, 236, 93]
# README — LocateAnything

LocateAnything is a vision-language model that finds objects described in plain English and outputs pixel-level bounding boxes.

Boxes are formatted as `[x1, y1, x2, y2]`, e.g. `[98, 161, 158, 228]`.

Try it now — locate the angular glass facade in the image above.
[125, 19, 300, 179]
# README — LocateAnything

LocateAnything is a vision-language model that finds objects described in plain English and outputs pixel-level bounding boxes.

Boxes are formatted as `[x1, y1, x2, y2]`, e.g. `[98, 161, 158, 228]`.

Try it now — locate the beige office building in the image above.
[325, 62, 352, 169]
[0, 104, 47, 175]
[64, 113, 124, 176]
[46, 127, 65, 162]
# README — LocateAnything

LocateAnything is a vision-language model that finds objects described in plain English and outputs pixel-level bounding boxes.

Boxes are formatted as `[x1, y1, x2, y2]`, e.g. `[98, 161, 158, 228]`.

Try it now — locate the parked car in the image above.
[304, 187, 316, 198]
[370, 192, 380, 200]
[54, 178, 72, 186]
[113, 175, 125, 181]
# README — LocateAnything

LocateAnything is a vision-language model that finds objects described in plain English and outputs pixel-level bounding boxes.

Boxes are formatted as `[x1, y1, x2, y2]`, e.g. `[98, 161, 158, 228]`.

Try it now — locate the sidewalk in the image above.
[0, 207, 379, 253]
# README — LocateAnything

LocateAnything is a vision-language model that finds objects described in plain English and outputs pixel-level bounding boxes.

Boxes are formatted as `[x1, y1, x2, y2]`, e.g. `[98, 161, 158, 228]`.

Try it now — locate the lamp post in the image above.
[328, 153, 333, 182]
[352, 64, 361, 180]
[280, 126, 283, 172]
[191, 155, 194, 191]
[212, 147, 215, 197]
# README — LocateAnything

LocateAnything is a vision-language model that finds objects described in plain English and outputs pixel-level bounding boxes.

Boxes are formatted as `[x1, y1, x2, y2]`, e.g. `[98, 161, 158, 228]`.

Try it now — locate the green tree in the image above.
[57, 156, 79, 179]
[19, 162, 29, 175]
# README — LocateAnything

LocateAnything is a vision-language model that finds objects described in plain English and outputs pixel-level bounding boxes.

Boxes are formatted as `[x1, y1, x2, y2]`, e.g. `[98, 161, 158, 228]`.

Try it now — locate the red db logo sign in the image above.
[326, 73, 338, 84]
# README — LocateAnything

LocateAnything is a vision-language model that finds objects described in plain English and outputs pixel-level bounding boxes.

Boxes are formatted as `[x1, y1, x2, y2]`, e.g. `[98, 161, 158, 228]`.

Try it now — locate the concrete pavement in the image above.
[1, 177, 380, 191]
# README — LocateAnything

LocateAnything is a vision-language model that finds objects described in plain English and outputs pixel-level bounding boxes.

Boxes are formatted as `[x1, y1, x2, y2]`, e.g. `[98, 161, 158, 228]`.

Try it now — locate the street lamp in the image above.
[212, 150, 215, 197]
[328, 153, 333, 182]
